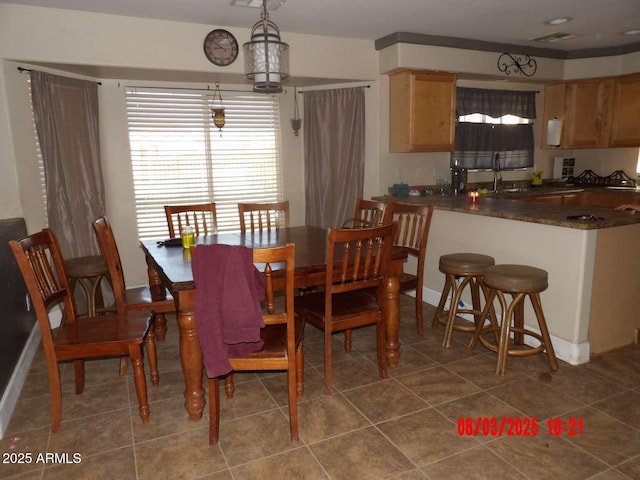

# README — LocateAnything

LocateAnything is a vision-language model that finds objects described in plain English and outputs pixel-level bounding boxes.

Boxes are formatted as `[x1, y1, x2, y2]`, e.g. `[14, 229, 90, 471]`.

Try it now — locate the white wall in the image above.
[0, 4, 378, 285]
[1, 3, 639, 286]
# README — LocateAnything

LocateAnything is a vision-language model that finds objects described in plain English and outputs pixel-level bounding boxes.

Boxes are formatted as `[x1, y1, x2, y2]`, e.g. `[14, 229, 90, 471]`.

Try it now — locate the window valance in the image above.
[456, 87, 537, 119]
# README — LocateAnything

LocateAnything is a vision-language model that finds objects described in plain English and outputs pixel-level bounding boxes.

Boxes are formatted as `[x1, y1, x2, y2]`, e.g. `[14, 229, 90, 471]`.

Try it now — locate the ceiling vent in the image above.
[230, 0, 286, 10]
[530, 32, 580, 44]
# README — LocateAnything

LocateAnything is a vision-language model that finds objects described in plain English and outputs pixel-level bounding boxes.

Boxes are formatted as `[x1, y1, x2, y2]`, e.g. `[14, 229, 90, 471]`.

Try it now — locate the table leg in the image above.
[176, 290, 205, 421]
[384, 275, 401, 368]
[146, 262, 168, 341]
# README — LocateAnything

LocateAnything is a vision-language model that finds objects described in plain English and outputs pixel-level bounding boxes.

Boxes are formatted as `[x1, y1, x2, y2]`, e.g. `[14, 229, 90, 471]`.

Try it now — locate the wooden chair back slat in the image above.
[164, 203, 218, 237]
[341, 198, 386, 228]
[382, 202, 434, 335]
[238, 201, 290, 233]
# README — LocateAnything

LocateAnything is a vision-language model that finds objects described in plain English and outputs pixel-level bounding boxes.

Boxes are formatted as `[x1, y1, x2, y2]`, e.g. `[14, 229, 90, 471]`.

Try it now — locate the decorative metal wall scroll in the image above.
[497, 53, 538, 77]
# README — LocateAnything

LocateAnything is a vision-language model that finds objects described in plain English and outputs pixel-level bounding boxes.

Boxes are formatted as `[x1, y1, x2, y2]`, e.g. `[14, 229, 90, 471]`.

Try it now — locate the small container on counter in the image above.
[392, 183, 410, 197]
[467, 191, 480, 204]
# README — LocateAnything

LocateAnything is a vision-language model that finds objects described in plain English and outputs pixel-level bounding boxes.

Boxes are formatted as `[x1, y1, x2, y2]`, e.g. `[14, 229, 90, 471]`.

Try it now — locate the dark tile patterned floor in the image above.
[2, 296, 639, 479]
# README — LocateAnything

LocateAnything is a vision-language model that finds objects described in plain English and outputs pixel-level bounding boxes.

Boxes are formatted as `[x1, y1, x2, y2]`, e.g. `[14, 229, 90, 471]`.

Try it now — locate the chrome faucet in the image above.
[492, 153, 502, 192]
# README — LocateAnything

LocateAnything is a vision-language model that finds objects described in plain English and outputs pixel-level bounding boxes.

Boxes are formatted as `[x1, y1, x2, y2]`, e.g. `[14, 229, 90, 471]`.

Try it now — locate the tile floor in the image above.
[2, 296, 639, 480]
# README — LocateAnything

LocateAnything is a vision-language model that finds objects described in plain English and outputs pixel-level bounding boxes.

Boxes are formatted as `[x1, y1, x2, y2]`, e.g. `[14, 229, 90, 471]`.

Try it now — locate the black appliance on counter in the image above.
[450, 160, 467, 195]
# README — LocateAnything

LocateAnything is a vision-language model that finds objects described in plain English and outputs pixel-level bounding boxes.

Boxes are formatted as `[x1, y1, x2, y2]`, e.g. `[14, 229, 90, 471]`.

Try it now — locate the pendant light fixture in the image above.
[291, 87, 301, 136]
[243, 0, 289, 93]
[211, 82, 225, 133]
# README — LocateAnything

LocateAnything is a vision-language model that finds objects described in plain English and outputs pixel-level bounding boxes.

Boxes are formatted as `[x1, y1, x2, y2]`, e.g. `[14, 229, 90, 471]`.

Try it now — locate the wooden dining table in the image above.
[139, 225, 406, 421]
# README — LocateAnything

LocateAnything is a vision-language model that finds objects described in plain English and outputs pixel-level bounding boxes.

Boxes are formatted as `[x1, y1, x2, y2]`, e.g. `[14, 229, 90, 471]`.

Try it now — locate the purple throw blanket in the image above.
[192, 244, 265, 378]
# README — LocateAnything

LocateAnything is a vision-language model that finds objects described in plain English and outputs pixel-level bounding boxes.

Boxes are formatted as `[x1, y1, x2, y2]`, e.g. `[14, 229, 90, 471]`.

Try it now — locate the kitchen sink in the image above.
[500, 187, 530, 193]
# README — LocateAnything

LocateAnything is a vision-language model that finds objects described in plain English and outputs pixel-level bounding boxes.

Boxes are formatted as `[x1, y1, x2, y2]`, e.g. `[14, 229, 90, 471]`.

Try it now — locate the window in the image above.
[451, 87, 536, 171]
[125, 87, 283, 239]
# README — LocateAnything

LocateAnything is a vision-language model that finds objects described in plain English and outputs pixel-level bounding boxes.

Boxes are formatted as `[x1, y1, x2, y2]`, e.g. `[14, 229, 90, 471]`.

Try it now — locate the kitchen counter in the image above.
[373, 188, 640, 230]
[373, 187, 640, 364]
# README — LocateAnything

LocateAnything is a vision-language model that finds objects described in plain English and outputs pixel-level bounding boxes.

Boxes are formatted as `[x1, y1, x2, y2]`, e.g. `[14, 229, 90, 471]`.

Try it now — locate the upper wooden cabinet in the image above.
[564, 78, 614, 148]
[610, 73, 640, 147]
[389, 69, 456, 152]
[542, 73, 640, 149]
[542, 78, 614, 149]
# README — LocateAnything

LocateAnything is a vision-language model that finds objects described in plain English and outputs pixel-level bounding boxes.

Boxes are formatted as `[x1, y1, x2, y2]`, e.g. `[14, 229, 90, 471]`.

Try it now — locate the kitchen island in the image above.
[373, 190, 640, 364]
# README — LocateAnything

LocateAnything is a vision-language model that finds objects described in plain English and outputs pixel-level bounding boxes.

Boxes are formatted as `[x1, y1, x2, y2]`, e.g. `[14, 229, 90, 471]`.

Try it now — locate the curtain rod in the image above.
[17, 66, 102, 85]
[298, 85, 371, 93]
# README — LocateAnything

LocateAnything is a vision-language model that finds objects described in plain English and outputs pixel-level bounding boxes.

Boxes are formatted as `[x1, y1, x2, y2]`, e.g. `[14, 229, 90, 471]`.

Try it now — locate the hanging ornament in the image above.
[211, 82, 225, 134]
[291, 87, 301, 136]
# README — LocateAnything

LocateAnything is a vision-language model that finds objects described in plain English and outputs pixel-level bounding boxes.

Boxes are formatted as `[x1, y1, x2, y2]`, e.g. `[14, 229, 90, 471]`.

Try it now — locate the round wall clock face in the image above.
[203, 29, 239, 67]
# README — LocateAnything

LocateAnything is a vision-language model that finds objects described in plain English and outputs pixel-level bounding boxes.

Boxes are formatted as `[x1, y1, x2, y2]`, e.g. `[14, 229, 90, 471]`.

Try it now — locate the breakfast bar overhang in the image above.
[373, 194, 640, 365]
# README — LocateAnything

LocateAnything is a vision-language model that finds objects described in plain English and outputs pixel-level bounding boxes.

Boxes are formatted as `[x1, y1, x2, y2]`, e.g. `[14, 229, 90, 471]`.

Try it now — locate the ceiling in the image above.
[3, 0, 640, 53]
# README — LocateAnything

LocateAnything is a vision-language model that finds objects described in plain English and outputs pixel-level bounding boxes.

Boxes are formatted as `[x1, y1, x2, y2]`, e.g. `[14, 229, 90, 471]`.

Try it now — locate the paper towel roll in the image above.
[547, 118, 563, 146]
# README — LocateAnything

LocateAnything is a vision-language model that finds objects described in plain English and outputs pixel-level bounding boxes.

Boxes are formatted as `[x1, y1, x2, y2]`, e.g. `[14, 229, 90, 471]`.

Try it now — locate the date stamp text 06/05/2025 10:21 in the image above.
[457, 417, 584, 437]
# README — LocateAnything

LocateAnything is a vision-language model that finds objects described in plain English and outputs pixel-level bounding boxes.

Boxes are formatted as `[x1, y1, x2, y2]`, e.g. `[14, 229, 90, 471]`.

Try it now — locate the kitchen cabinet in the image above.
[564, 78, 614, 148]
[542, 73, 640, 149]
[561, 193, 580, 205]
[542, 78, 614, 149]
[388, 69, 456, 152]
[516, 189, 640, 208]
[609, 73, 640, 147]
[580, 190, 639, 208]
[520, 192, 580, 205]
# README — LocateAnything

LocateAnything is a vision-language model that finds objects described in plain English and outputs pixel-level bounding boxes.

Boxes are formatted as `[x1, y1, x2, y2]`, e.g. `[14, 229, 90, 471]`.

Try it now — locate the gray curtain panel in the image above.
[30, 71, 105, 259]
[452, 123, 534, 170]
[303, 87, 365, 228]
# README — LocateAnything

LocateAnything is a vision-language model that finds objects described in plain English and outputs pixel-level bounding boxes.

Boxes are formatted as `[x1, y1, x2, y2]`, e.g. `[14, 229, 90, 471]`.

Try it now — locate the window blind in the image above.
[125, 87, 283, 238]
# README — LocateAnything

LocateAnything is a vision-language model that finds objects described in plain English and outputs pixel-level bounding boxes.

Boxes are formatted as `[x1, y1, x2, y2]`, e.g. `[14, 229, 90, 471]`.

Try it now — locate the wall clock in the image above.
[203, 29, 239, 67]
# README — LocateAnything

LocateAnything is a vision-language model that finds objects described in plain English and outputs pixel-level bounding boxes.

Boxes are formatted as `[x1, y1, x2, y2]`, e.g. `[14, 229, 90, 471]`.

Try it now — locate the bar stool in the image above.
[65, 255, 112, 317]
[470, 264, 559, 375]
[431, 253, 495, 348]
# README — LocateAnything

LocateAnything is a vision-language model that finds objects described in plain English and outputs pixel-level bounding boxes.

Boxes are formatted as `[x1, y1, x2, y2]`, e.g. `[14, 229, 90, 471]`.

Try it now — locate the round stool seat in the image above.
[65, 255, 107, 277]
[433, 252, 495, 348]
[439, 253, 495, 276]
[483, 264, 548, 293]
[471, 263, 558, 375]
[65, 255, 110, 317]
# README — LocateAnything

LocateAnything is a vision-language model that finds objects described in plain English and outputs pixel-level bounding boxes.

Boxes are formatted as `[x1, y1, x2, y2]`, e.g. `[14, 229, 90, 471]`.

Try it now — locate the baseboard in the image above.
[0, 325, 41, 440]
[418, 286, 590, 365]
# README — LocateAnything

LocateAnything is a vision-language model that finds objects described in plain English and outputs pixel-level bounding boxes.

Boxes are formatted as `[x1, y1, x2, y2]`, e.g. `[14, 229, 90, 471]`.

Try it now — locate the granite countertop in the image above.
[372, 189, 640, 230]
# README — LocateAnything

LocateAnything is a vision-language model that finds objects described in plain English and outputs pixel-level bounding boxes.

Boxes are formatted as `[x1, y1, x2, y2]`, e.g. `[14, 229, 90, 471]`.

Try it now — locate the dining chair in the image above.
[196, 243, 304, 445]
[9, 228, 158, 433]
[238, 201, 290, 233]
[341, 198, 386, 228]
[93, 216, 175, 374]
[294, 223, 396, 394]
[382, 202, 434, 336]
[164, 202, 218, 237]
